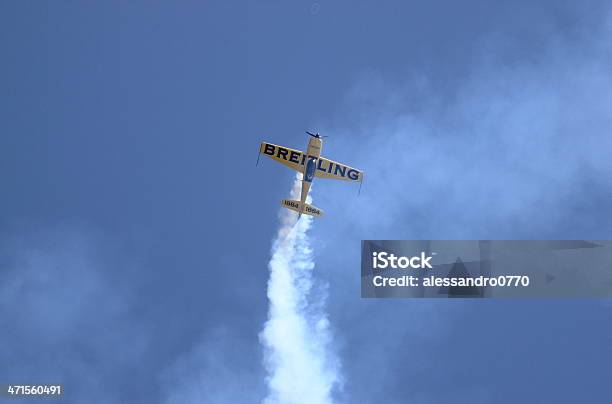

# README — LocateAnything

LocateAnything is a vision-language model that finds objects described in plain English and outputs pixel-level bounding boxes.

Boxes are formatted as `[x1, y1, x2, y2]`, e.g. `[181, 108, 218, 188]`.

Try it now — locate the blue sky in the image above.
[1, 1, 612, 403]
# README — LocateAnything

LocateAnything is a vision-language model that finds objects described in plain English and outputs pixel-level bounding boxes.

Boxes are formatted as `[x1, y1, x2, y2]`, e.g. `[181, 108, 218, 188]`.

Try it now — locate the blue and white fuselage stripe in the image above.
[304, 156, 317, 183]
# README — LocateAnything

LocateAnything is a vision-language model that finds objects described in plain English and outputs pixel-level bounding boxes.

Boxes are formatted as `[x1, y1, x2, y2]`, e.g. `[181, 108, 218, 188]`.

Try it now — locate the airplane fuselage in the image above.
[299, 136, 323, 215]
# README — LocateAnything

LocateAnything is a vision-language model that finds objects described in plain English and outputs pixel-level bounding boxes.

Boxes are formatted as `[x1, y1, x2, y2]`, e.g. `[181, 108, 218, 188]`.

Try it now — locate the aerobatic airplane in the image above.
[258, 131, 364, 218]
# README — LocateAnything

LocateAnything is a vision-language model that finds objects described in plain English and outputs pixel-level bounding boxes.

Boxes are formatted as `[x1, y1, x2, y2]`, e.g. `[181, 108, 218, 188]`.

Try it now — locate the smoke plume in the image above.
[260, 174, 341, 404]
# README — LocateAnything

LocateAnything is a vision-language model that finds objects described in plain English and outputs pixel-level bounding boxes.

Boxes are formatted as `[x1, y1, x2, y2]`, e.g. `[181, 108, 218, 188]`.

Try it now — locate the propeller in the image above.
[306, 131, 328, 138]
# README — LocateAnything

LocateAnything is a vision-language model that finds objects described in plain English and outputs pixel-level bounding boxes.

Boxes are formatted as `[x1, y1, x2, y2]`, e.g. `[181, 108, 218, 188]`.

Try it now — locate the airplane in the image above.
[257, 131, 364, 218]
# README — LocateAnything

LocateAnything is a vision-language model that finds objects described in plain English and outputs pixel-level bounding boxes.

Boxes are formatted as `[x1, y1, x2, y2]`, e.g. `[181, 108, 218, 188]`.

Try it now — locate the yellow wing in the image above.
[314, 156, 363, 182]
[259, 142, 306, 172]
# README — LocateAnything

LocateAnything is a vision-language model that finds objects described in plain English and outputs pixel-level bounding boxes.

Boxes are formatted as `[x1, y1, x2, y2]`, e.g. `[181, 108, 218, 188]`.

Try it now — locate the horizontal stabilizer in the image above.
[281, 199, 324, 217]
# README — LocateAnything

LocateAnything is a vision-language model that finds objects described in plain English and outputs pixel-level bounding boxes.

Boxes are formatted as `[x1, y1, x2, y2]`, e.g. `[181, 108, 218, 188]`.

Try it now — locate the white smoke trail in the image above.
[260, 173, 341, 404]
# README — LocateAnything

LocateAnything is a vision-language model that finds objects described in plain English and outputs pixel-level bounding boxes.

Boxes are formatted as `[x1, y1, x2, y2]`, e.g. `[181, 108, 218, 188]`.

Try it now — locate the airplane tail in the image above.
[281, 199, 324, 218]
